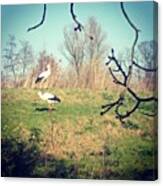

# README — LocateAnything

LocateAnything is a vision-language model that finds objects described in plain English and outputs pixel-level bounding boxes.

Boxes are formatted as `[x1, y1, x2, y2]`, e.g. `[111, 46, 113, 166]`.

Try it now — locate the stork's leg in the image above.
[48, 104, 52, 112]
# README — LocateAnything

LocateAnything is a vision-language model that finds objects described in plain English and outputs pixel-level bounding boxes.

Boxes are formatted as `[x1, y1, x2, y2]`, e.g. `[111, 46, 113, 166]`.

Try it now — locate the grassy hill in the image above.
[1, 88, 157, 180]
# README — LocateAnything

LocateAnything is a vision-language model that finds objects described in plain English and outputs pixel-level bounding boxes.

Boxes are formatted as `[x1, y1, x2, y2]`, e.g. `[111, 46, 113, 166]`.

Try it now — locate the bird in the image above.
[35, 64, 51, 84]
[37, 91, 61, 111]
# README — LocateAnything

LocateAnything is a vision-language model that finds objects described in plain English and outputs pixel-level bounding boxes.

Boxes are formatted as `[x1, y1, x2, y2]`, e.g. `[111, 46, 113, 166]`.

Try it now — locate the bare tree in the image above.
[62, 17, 108, 89]
[2, 35, 35, 87]
[85, 17, 108, 62]
[62, 27, 85, 84]
[3, 35, 18, 83]
[138, 40, 158, 89]
[18, 41, 34, 77]
[84, 17, 108, 89]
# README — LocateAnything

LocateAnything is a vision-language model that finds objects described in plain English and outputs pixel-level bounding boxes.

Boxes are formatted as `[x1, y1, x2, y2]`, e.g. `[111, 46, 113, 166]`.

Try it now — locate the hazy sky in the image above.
[1, 1, 156, 63]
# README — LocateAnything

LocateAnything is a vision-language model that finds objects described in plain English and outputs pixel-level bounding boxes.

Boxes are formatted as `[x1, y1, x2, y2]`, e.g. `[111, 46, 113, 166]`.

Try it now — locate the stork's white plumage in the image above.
[35, 64, 51, 84]
[38, 91, 61, 110]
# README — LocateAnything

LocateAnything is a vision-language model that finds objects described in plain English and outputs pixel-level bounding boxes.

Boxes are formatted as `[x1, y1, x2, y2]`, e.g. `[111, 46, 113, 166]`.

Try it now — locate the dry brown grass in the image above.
[41, 113, 154, 162]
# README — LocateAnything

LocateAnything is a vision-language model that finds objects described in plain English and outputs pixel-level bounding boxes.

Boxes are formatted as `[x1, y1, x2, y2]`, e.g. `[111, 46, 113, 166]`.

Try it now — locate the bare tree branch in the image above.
[108, 67, 124, 86]
[3, 62, 21, 69]
[70, 3, 84, 32]
[27, 4, 47, 32]
[120, 2, 140, 85]
[116, 100, 140, 119]
[101, 95, 124, 116]
[133, 60, 158, 72]
[106, 49, 127, 85]
[70, 3, 94, 40]
[101, 2, 158, 126]
[140, 111, 158, 117]
[120, 2, 140, 60]
[102, 48, 158, 124]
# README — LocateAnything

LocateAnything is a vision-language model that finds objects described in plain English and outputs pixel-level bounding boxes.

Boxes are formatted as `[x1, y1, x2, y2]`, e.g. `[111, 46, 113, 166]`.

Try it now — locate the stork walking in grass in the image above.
[35, 64, 51, 84]
[37, 91, 61, 111]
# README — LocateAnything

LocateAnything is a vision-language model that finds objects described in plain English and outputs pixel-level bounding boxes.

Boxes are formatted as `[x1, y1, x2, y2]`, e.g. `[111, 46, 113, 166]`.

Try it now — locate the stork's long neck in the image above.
[47, 66, 51, 72]
[47, 66, 49, 70]
[38, 92, 44, 100]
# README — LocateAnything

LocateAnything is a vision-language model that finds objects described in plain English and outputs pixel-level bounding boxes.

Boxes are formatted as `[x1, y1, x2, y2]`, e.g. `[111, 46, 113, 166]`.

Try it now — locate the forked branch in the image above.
[101, 95, 124, 116]
[70, 3, 93, 40]
[102, 48, 158, 124]
[106, 49, 127, 85]
[101, 2, 158, 125]
[70, 3, 84, 32]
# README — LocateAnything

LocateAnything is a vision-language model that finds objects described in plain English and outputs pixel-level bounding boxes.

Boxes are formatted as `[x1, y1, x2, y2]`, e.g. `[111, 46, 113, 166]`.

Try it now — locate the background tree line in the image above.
[1, 17, 157, 90]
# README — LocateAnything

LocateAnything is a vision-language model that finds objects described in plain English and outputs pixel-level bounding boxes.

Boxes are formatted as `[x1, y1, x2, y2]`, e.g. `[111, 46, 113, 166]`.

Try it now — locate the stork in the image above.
[37, 91, 61, 111]
[35, 64, 51, 84]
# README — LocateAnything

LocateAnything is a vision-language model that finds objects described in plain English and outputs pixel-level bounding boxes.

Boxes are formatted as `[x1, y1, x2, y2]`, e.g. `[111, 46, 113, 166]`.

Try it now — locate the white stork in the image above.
[37, 91, 61, 111]
[35, 64, 51, 84]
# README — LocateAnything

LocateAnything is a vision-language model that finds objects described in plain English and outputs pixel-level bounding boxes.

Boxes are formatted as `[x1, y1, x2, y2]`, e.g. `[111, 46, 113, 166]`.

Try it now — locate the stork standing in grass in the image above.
[35, 64, 51, 84]
[38, 91, 61, 111]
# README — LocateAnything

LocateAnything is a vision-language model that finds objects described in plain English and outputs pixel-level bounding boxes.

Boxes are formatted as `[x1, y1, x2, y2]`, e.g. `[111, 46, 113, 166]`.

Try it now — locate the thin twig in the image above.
[133, 60, 158, 72]
[117, 100, 140, 119]
[106, 49, 127, 85]
[109, 67, 124, 86]
[101, 96, 124, 116]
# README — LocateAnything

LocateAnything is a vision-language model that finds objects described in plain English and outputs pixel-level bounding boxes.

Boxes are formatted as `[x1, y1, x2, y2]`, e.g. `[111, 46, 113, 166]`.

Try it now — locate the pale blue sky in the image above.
[1, 1, 156, 63]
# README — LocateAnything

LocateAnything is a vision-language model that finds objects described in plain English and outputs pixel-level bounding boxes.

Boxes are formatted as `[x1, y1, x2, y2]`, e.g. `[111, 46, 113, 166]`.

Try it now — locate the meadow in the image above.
[1, 88, 157, 180]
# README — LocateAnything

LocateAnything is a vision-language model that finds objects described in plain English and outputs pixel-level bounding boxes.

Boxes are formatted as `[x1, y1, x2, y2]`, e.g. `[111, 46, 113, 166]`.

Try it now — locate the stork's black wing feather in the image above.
[35, 76, 44, 84]
[48, 96, 61, 102]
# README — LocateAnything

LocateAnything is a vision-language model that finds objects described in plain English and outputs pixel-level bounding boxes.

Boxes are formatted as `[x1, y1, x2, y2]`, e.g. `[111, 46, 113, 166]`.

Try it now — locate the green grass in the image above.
[1, 88, 157, 180]
[2, 88, 100, 125]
